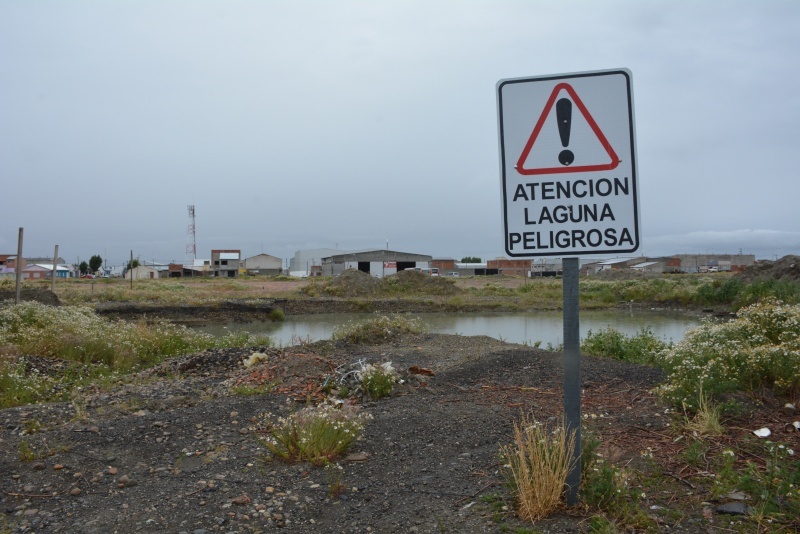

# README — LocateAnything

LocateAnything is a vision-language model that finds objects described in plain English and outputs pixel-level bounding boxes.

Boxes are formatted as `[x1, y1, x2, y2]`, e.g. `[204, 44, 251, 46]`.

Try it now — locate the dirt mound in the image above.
[737, 255, 800, 283]
[322, 269, 381, 297]
[307, 269, 461, 298]
[0, 288, 60, 306]
[386, 269, 461, 295]
[592, 268, 660, 281]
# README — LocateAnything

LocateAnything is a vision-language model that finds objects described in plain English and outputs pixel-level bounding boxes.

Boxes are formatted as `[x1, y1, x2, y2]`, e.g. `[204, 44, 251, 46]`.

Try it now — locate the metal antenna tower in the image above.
[186, 205, 197, 263]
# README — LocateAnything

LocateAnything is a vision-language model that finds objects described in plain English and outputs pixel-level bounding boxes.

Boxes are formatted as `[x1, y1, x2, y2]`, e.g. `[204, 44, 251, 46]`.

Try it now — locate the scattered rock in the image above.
[231, 494, 251, 505]
[344, 452, 369, 462]
[717, 502, 751, 515]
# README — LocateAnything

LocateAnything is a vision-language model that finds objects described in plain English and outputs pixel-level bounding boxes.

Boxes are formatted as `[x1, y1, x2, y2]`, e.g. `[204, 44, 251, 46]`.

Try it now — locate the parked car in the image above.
[80, 274, 95, 279]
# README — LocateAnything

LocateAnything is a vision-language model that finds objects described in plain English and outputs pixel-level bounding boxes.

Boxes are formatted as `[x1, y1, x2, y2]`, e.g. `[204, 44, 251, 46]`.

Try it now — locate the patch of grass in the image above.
[580, 326, 668, 366]
[580, 435, 654, 530]
[738, 440, 800, 521]
[268, 308, 285, 322]
[683, 388, 723, 437]
[481, 492, 508, 523]
[331, 314, 427, 344]
[324, 462, 346, 498]
[18, 440, 36, 462]
[0, 301, 272, 408]
[230, 381, 278, 396]
[256, 403, 371, 466]
[501, 415, 577, 521]
[17, 437, 71, 462]
[22, 418, 43, 435]
[680, 439, 709, 468]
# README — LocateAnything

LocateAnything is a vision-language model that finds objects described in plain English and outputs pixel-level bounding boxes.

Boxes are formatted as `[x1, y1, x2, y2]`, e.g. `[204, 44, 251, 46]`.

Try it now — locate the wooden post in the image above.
[51, 245, 59, 292]
[14, 228, 23, 304]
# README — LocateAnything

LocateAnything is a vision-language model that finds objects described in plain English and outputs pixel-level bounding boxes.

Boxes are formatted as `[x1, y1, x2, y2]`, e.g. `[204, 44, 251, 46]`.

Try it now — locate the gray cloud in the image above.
[2, 1, 798, 265]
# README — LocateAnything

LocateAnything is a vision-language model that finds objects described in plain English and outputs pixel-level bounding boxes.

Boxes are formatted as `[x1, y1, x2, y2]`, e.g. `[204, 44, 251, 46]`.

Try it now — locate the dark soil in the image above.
[5, 328, 793, 533]
[738, 255, 800, 283]
[0, 289, 60, 307]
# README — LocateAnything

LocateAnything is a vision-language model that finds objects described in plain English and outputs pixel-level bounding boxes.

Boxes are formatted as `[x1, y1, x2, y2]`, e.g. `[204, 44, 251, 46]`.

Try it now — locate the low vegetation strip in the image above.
[657, 299, 800, 408]
[0, 301, 270, 408]
[580, 300, 800, 410]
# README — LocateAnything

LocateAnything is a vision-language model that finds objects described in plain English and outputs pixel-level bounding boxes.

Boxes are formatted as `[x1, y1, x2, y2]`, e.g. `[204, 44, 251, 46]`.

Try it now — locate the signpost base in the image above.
[563, 257, 581, 505]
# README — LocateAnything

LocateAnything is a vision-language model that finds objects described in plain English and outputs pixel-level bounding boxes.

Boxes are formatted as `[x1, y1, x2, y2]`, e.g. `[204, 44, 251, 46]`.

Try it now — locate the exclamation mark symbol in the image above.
[556, 98, 574, 166]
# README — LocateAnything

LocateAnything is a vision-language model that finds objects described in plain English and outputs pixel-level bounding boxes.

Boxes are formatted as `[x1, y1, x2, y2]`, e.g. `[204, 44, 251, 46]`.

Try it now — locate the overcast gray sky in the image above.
[2, 1, 799, 267]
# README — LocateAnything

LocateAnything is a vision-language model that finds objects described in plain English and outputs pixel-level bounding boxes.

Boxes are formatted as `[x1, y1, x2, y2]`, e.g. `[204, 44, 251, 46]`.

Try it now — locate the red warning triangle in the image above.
[516, 83, 620, 175]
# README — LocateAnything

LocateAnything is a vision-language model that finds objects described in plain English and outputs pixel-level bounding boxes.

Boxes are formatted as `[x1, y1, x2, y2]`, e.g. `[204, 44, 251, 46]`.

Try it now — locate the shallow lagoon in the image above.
[198, 309, 702, 347]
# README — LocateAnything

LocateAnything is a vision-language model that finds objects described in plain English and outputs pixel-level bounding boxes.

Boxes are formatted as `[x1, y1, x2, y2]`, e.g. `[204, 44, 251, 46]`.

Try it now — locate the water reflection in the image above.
[197, 310, 701, 347]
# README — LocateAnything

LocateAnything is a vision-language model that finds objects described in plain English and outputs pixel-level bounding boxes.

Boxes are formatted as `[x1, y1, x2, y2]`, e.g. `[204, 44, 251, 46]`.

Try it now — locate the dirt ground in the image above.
[4, 330, 795, 533]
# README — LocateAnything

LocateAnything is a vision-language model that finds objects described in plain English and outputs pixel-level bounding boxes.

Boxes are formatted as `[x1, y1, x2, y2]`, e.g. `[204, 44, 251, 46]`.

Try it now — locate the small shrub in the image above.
[581, 448, 652, 529]
[358, 362, 398, 399]
[331, 314, 427, 344]
[268, 308, 285, 322]
[501, 415, 577, 521]
[657, 300, 800, 408]
[18, 440, 36, 462]
[324, 462, 346, 498]
[581, 327, 668, 366]
[738, 441, 800, 520]
[256, 403, 371, 466]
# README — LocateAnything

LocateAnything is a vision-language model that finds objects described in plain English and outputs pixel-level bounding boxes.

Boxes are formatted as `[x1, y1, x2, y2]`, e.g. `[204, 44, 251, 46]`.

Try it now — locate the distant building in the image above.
[454, 262, 492, 276]
[125, 265, 161, 280]
[211, 250, 241, 278]
[487, 258, 531, 277]
[321, 249, 432, 278]
[432, 258, 459, 277]
[244, 254, 282, 276]
[290, 248, 346, 277]
[168, 259, 211, 278]
[21, 264, 51, 281]
[673, 254, 755, 273]
[26, 256, 66, 265]
[531, 259, 562, 277]
[0, 255, 24, 270]
[630, 261, 664, 273]
[30, 264, 73, 279]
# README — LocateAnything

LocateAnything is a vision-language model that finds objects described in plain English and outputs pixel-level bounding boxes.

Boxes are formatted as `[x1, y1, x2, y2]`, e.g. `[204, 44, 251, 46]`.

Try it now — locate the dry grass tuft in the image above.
[502, 414, 578, 521]
[683, 388, 724, 437]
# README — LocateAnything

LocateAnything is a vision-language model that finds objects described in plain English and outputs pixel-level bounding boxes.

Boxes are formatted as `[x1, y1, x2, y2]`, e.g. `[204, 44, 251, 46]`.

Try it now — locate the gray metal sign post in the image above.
[497, 69, 639, 506]
[562, 257, 581, 504]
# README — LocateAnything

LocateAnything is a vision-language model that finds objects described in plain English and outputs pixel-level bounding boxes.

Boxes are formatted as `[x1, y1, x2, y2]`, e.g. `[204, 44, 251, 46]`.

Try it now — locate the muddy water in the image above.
[197, 310, 702, 347]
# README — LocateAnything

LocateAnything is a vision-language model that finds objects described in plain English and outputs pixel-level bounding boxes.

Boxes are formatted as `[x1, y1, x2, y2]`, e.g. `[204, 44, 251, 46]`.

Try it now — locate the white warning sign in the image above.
[496, 69, 640, 257]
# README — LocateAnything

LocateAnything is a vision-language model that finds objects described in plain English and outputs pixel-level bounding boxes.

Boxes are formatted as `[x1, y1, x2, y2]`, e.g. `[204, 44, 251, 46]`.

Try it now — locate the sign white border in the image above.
[497, 69, 640, 258]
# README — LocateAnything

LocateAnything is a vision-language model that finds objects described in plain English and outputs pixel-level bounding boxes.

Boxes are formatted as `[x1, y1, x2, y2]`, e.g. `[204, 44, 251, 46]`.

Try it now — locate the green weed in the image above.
[358, 362, 397, 399]
[256, 403, 371, 466]
[581, 326, 668, 366]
